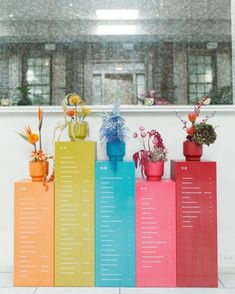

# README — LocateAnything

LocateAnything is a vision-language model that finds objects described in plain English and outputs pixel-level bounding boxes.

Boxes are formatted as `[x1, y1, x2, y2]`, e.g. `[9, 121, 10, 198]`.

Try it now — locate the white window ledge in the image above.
[0, 104, 234, 114]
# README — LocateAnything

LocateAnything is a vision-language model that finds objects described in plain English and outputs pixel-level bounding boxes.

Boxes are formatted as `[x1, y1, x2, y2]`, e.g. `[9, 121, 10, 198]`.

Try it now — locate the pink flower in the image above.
[139, 126, 145, 131]
[149, 129, 157, 136]
[133, 132, 138, 138]
[141, 132, 146, 138]
[153, 137, 158, 145]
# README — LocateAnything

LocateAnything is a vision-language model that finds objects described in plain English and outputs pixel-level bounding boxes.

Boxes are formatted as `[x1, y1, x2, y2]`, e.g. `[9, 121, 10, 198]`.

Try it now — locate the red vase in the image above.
[145, 161, 164, 181]
[183, 141, 203, 161]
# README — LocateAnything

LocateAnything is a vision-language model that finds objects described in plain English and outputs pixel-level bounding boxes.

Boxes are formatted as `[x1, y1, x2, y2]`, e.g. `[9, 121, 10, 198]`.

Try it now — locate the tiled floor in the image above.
[1, 273, 235, 293]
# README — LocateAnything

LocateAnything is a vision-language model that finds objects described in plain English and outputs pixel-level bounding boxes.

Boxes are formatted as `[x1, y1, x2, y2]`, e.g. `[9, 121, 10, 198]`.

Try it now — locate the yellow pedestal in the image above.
[55, 141, 96, 286]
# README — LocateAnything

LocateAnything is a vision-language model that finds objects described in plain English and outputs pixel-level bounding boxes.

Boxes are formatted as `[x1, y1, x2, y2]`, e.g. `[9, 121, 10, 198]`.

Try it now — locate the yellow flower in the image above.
[27, 133, 39, 144]
[81, 107, 91, 117]
[67, 93, 82, 106]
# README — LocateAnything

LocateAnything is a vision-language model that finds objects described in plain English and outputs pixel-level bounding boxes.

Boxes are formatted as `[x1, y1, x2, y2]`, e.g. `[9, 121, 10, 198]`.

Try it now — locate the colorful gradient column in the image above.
[14, 181, 54, 286]
[95, 161, 135, 287]
[136, 180, 176, 287]
[55, 141, 95, 286]
[171, 160, 217, 287]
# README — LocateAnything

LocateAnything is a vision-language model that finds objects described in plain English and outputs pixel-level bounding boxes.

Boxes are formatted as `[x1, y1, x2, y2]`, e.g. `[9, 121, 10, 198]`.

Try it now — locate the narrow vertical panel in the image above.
[55, 141, 95, 286]
[171, 160, 217, 287]
[136, 180, 176, 287]
[14, 182, 54, 286]
[95, 161, 135, 287]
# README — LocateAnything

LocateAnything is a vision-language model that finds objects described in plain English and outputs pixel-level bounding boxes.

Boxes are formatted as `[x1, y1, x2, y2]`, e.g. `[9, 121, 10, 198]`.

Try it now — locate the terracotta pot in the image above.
[68, 121, 88, 141]
[145, 161, 164, 181]
[29, 160, 49, 182]
[183, 141, 203, 161]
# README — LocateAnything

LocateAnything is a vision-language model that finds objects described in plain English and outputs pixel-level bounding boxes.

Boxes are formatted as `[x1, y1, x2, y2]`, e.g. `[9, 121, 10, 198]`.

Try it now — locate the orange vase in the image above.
[29, 160, 49, 182]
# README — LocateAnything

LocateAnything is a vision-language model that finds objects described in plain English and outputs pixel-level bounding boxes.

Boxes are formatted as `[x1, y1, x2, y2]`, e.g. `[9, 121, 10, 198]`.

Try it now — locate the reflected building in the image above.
[0, 0, 232, 105]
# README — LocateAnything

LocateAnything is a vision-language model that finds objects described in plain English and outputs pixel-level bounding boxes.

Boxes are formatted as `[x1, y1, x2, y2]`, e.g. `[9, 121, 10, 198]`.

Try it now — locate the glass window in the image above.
[0, 0, 233, 106]
[26, 58, 51, 105]
[92, 74, 102, 104]
[136, 74, 146, 104]
[188, 55, 213, 104]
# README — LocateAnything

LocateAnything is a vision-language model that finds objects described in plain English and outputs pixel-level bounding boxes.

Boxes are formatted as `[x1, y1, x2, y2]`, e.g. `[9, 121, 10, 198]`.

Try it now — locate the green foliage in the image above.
[17, 85, 32, 105]
[148, 147, 167, 162]
[17, 85, 31, 98]
[193, 123, 217, 146]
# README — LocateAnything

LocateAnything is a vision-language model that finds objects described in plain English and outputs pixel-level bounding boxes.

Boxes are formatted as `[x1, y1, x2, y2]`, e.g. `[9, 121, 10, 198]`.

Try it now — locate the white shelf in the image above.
[0, 104, 234, 114]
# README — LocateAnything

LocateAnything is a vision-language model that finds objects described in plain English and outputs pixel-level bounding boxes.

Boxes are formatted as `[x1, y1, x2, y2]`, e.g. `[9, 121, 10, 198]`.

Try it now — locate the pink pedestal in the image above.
[136, 180, 176, 287]
[171, 161, 218, 287]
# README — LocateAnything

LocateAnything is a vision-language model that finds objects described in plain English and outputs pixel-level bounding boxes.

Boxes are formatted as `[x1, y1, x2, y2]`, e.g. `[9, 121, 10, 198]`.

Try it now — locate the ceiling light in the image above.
[96, 9, 139, 20]
[69, 3, 73, 7]
[115, 64, 124, 71]
[9, 14, 14, 18]
[97, 25, 136, 35]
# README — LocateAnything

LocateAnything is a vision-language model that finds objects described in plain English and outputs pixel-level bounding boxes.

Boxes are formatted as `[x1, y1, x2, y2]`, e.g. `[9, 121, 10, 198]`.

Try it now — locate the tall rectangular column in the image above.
[95, 161, 135, 287]
[55, 141, 95, 286]
[14, 181, 54, 286]
[171, 160, 217, 287]
[136, 180, 176, 287]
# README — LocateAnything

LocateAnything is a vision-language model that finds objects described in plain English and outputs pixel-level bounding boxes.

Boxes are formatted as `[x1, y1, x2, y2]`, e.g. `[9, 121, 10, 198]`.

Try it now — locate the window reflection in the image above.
[0, 0, 232, 106]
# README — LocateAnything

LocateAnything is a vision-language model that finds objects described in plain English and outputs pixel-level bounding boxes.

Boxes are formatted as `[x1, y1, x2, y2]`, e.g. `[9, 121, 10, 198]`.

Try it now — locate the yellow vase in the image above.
[68, 121, 88, 141]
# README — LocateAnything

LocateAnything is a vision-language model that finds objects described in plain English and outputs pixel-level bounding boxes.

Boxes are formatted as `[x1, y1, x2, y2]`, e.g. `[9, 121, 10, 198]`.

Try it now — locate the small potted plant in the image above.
[100, 104, 128, 169]
[17, 85, 33, 106]
[17, 108, 52, 183]
[133, 127, 167, 181]
[177, 96, 217, 161]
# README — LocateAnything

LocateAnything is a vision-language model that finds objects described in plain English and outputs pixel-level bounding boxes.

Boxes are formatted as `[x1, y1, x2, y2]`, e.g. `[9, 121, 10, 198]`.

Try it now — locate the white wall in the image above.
[0, 106, 235, 272]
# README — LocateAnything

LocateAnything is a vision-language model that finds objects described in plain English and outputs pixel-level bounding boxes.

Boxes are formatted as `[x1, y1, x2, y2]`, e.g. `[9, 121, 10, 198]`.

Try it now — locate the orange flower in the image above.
[27, 133, 39, 144]
[186, 126, 195, 136]
[38, 107, 43, 132]
[188, 112, 197, 123]
[66, 109, 76, 117]
[38, 107, 43, 121]
[24, 125, 32, 136]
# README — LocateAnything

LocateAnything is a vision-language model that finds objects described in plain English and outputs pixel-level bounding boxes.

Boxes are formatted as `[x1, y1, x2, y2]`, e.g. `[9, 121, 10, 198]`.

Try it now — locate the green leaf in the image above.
[16, 131, 28, 142]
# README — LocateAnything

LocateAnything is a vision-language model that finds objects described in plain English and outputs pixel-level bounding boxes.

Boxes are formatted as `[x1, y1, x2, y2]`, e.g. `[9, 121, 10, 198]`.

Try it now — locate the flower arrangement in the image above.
[100, 103, 128, 170]
[133, 127, 167, 178]
[177, 96, 217, 146]
[17, 108, 53, 187]
[17, 108, 46, 161]
[100, 103, 128, 144]
[53, 93, 91, 141]
[63, 93, 91, 123]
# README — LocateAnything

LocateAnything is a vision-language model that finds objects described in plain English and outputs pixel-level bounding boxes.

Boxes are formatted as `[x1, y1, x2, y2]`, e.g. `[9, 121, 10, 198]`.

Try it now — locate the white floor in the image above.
[1, 273, 235, 293]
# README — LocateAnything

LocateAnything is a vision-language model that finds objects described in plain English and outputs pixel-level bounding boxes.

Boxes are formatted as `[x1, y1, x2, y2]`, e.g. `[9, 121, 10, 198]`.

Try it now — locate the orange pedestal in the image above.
[14, 181, 54, 286]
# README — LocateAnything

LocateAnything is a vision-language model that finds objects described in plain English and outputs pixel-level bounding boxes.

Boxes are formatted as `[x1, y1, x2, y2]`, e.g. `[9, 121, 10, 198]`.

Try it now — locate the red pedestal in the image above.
[171, 161, 217, 287]
[136, 180, 176, 287]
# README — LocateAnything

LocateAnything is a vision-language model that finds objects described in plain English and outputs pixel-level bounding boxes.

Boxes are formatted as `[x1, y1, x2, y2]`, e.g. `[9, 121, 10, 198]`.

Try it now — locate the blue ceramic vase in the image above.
[106, 141, 126, 170]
